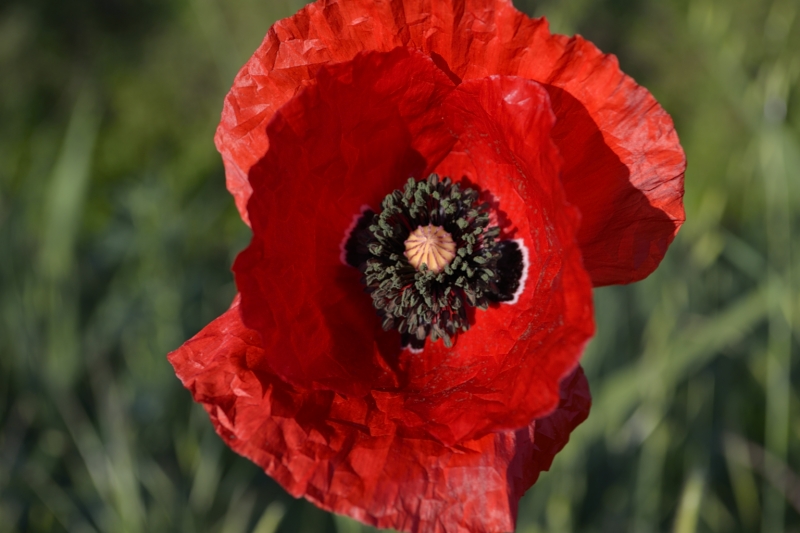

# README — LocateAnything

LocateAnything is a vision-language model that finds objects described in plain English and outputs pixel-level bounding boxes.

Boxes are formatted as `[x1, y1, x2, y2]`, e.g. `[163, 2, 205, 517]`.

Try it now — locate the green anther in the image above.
[347, 173, 507, 347]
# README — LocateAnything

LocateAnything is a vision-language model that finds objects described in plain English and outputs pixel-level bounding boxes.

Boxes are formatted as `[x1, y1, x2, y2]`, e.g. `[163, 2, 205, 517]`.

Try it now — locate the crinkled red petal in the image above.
[233, 48, 593, 444]
[403, 74, 594, 443]
[168, 298, 591, 533]
[232, 48, 457, 399]
[216, 0, 685, 286]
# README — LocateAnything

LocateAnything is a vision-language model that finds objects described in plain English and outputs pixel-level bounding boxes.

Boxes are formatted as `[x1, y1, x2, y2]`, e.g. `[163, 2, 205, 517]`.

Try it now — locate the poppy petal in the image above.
[233, 49, 593, 444]
[393, 74, 595, 444]
[216, 0, 684, 286]
[168, 297, 591, 533]
[232, 48, 458, 398]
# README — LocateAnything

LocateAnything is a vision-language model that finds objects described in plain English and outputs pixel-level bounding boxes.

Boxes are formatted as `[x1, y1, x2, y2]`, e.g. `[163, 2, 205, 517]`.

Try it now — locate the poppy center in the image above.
[404, 225, 456, 273]
[343, 174, 527, 350]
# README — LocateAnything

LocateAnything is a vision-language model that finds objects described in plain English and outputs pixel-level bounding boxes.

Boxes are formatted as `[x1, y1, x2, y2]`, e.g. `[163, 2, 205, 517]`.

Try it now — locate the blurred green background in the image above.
[1, 0, 798, 531]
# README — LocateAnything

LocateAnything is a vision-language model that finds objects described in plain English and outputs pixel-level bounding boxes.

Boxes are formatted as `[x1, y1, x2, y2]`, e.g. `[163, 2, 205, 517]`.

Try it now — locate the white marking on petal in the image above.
[504, 238, 530, 305]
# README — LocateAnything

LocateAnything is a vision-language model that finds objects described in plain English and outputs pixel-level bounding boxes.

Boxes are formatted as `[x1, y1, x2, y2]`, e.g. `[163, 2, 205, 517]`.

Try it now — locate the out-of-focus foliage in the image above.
[0, 0, 797, 531]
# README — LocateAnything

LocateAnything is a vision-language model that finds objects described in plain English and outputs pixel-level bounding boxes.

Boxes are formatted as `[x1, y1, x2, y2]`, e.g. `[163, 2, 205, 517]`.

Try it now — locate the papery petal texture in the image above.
[168, 297, 591, 533]
[170, 1, 687, 530]
[232, 48, 594, 444]
[216, 0, 685, 286]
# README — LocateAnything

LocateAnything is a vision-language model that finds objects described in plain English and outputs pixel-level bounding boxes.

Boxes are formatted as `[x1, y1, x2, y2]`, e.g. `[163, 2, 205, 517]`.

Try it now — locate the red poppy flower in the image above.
[169, 1, 685, 532]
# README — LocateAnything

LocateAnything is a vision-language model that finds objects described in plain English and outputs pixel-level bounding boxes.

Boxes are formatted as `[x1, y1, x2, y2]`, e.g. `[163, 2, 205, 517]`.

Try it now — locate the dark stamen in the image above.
[344, 174, 526, 348]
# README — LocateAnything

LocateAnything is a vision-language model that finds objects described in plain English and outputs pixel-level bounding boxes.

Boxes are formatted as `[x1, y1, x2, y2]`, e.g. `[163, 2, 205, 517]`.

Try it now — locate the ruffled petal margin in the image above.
[232, 48, 594, 444]
[168, 296, 591, 533]
[216, 0, 685, 286]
